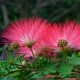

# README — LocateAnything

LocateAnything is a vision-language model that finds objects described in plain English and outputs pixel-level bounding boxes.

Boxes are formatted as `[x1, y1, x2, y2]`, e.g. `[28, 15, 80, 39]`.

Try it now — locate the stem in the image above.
[30, 47, 36, 60]
[10, 63, 28, 68]
[62, 47, 68, 62]
[72, 70, 80, 76]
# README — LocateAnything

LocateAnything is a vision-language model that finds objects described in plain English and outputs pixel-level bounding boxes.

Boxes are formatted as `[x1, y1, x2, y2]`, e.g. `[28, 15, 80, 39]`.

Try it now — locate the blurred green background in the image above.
[0, 0, 80, 30]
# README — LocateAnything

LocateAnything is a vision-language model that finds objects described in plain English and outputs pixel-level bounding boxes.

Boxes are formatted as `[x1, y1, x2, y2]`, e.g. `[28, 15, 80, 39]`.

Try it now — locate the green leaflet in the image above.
[59, 62, 74, 78]
[31, 62, 57, 79]
[69, 54, 80, 65]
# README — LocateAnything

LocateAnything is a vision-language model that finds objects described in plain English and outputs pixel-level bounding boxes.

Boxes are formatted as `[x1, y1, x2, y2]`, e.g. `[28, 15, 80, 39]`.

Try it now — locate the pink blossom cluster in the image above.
[1, 17, 80, 60]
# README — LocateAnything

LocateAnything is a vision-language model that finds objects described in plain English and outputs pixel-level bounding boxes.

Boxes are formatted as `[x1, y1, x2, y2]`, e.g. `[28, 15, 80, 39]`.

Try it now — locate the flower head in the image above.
[1, 17, 50, 59]
[44, 21, 80, 52]
[1, 17, 49, 48]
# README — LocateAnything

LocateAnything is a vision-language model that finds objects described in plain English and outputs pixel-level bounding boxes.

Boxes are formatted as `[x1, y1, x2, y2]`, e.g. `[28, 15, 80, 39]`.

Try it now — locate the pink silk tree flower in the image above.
[44, 21, 80, 52]
[1, 17, 50, 59]
[1, 18, 49, 48]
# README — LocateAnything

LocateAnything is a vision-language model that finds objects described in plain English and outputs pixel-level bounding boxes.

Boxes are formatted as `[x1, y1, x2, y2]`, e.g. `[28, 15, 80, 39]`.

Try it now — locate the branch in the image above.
[1, 4, 9, 28]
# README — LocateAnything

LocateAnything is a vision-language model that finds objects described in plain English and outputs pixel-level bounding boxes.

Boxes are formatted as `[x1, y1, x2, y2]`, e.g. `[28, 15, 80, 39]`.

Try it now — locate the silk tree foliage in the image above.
[0, 47, 80, 80]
